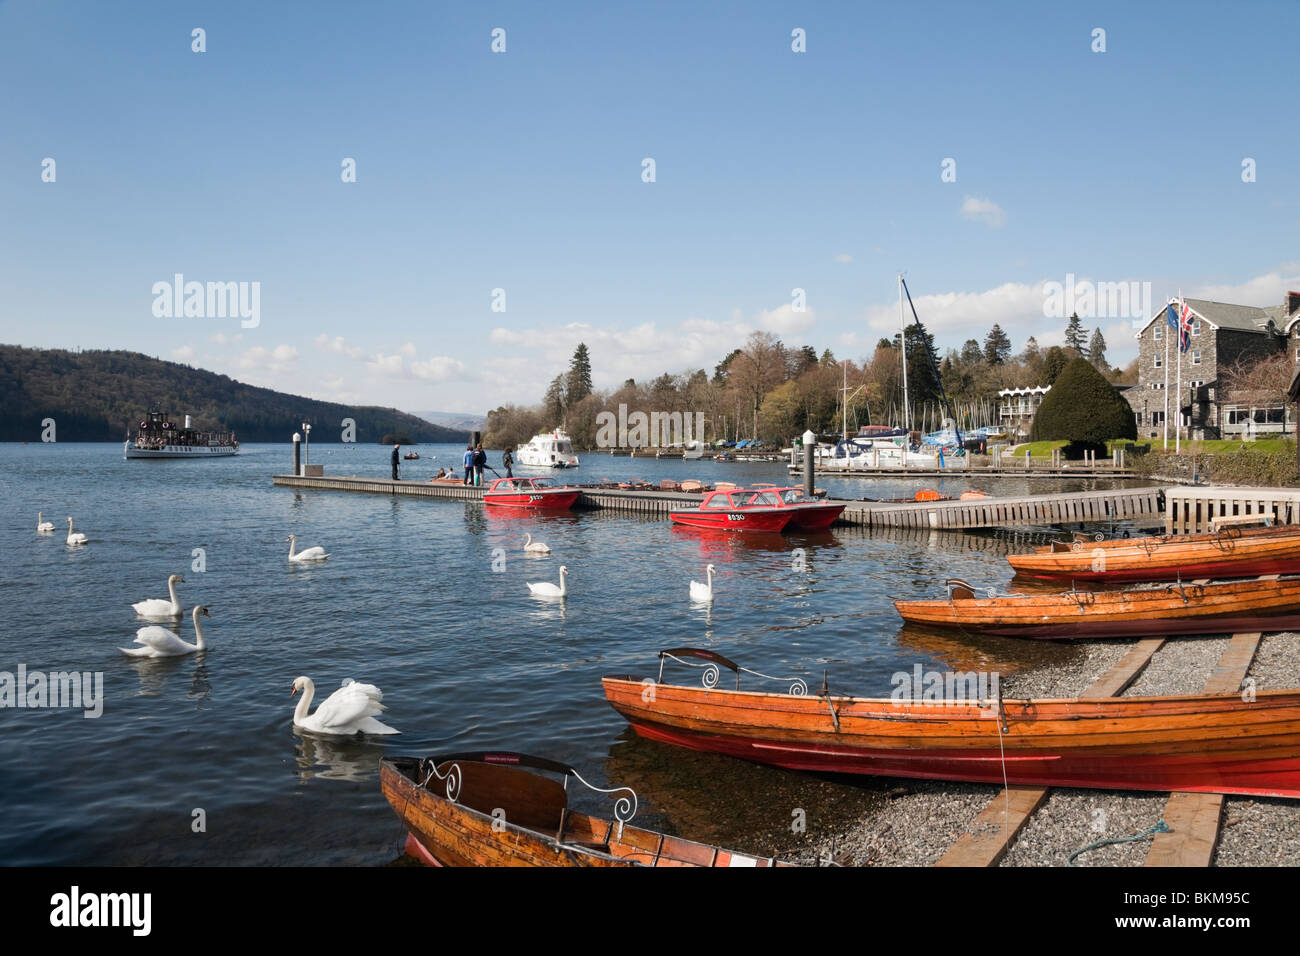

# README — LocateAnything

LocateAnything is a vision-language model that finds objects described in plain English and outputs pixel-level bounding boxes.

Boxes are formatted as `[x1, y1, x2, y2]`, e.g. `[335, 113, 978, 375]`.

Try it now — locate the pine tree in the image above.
[902, 321, 942, 410]
[566, 343, 593, 404]
[1088, 329, 1108, 370]
[543, 375, 566, 425]
[983, 324, 1012, 365]
[1064, 313, 1088, 355]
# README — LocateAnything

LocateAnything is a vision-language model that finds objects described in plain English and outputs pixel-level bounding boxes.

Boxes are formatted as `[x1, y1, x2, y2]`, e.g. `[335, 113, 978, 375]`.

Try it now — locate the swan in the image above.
[526, 565, 568, 598]
[65, 516, 88, 546]
[37, 512, 55, 533]
[287, 534, 329, 562]
[131, 574, 184, 620]
[291, 676, 399, 735]
[522, 533, 551, 554]
[690, 564, 716, 603]
[121, 605, 211, 657]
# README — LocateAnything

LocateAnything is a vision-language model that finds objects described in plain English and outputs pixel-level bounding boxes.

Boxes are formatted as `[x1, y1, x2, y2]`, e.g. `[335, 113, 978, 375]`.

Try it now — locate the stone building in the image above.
[1126, 292, 1300, 439]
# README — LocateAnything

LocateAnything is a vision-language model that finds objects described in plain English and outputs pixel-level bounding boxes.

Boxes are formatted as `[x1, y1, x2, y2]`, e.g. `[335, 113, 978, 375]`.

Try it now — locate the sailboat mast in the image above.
[842, 360, 848, 441]
[899, 274, 909, 431]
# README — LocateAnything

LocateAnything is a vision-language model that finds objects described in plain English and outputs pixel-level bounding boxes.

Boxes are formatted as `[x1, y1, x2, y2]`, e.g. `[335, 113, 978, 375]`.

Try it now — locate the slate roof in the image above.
[1135, 298, 1279, 336]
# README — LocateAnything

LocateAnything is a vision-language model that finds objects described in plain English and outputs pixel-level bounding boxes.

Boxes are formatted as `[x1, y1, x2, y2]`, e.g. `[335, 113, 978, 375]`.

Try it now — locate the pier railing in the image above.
[1164, 487, 1300, 534]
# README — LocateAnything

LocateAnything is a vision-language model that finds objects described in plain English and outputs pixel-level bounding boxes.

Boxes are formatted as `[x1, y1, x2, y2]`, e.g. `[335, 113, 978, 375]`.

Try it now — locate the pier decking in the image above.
[272, 474, 1165, 530]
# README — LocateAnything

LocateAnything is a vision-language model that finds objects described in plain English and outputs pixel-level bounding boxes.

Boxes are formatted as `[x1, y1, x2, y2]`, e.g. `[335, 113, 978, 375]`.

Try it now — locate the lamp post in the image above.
[302, 422, 311, 468]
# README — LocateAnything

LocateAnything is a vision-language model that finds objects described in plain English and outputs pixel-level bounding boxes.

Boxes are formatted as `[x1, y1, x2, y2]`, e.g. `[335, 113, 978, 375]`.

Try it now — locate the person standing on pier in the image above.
[503, 446, 514, 478]
[473, 443, 487, 486]
[462, 444, 474, 485]
[392, 443, 400, 480]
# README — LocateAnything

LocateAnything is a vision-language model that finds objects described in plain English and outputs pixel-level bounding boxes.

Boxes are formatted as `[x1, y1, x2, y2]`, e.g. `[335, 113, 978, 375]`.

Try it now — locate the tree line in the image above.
[0, 345, 465, 443]
[484, 312, 1137, 450]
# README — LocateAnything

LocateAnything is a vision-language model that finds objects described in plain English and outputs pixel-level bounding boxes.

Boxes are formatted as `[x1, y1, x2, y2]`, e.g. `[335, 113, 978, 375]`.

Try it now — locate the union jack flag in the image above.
[1179, 298, 1194, 352]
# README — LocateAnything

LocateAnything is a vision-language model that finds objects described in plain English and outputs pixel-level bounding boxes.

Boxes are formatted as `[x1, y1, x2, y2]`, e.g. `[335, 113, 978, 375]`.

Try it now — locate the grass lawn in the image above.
[1138, 438, 1291, 455]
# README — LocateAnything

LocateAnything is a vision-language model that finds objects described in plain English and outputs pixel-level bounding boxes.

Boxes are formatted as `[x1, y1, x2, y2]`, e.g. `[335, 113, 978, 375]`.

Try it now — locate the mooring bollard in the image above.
[802, 429, 815, 498]
[293, 431, 302, 476]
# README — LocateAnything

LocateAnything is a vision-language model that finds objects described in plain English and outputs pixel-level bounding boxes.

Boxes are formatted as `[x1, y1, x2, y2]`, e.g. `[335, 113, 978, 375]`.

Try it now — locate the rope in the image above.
[1067, 819, 1171, 866]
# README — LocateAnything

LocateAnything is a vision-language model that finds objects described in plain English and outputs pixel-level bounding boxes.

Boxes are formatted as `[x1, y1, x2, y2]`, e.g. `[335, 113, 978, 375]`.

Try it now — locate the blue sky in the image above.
[2, 0, 1297, 414]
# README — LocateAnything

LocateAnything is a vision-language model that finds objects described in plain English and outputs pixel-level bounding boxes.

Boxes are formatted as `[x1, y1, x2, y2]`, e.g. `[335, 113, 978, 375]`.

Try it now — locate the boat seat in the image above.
[435, 760, 567, 832]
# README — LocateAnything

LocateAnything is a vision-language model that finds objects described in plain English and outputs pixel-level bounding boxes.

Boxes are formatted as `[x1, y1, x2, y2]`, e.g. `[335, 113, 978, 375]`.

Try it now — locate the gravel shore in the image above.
[811, 631, 1300, 867]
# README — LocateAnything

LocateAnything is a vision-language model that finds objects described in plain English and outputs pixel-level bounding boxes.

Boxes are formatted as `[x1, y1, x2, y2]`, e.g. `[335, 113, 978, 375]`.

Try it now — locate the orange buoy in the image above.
[915, 488, 943, 502]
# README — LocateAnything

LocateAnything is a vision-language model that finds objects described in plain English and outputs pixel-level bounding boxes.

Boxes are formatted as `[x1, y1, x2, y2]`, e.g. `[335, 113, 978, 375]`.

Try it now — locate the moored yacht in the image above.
[516, 428, 580, 469]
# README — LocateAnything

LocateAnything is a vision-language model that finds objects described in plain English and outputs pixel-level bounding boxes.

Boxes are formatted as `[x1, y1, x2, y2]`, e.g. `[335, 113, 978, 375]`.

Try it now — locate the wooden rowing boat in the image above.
[893, 575, 1300, 639]
[380, 751, 793, 867]
[601, 649, 1300, 797]
[1007, 524, 1300, 583]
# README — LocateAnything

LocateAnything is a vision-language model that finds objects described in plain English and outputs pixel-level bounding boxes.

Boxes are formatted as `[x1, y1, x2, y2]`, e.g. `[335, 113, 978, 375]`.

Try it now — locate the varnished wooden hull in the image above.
[601, 677, 1300, 797]
[1007, 525, 1300, 582]
[380, 755, 787, 867]
[893, 577, 1300, 639]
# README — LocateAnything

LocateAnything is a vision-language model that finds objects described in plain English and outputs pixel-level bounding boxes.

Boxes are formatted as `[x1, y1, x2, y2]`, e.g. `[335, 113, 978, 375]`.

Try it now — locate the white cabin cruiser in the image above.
[515, 428, 580, 469]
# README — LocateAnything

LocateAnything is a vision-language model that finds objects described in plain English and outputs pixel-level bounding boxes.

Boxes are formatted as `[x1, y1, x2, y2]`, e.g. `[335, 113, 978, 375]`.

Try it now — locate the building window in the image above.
[1294, 347, 1300, 365]
[1192, 350, 1201, 365]
[1150, 382, 1164, 390]
[1154, 354, 1162, 368]
[1192, 318, 1201, 335]
[1154, 326, 1163, 341]
[1152, 411, 1165, 426]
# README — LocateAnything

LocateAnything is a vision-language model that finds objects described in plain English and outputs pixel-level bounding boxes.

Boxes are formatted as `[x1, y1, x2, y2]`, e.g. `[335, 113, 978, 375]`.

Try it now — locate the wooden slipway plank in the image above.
[1145, 631, 1262, 868]
[936, 637, 1165, 867]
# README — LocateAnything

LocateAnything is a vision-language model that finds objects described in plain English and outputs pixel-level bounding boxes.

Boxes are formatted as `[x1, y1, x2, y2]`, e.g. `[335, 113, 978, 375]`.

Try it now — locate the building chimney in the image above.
[1287, 291, 1300, 317]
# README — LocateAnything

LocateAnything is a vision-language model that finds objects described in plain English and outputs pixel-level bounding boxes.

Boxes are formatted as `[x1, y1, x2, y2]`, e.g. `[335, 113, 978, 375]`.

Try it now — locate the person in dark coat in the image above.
[503, 447, 514, 478]
[473, 444, 487, 486]
[391, 444, 400, 480]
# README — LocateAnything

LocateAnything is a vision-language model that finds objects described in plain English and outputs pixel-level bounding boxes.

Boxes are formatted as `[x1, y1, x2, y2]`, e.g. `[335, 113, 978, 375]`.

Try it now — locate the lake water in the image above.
[0, 442, 1144, 864]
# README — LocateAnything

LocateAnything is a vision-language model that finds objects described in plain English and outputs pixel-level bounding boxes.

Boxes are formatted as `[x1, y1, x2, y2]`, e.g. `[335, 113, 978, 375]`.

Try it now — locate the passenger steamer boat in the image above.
[124, 411, 239, 459]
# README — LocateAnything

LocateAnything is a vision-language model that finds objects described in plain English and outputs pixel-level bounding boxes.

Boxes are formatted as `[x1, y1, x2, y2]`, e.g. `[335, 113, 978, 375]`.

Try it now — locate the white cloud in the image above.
[1190, 268, 1300, 306]
[410, 356, 467, 381]
[960, 196, 1006, 228]
[865, 281, 1046, 339]
[834, 253, 853, 263]
[398, 342, 417, 357]
[757, 303, 815, 335]
[209, 332, 241, 345]
[314, 333, 364, 359]
[171, 345, 195, 361]
[237, 344, 298, 373]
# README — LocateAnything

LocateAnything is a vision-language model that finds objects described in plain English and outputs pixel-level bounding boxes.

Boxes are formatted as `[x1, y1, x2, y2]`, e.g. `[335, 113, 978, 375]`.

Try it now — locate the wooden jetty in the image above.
[936, 632, 1264, 868]
[1165, 487, 1300, 535]
[272, 473, 1165, 531]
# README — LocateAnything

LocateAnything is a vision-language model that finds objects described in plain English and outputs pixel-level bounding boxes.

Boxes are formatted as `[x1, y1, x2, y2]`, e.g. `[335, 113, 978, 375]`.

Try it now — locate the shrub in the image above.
[1030, 358, 1136, 445]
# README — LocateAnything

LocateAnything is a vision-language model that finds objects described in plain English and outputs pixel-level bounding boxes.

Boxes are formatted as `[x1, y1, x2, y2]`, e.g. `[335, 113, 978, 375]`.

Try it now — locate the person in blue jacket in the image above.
[462, 444, 474, 485]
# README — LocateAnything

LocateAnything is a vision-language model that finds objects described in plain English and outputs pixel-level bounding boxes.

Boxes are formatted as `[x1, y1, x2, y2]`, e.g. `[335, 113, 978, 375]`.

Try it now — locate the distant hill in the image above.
[0, 345, 469, 443]
[411, 410, 487, 433]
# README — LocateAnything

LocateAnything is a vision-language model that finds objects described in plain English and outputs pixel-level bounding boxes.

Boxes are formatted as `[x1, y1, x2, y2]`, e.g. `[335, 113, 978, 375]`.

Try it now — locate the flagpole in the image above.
[1163, 302, 1170, 449]
[1175, 289, 1183, 454]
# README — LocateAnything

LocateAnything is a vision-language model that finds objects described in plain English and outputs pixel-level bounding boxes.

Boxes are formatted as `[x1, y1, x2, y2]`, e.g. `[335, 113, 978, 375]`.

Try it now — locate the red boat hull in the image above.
[483, 490, 580, 510]
[623, 718, 1300, 798]
[783, 503, 847, 531]
[670, 510, 793, 533]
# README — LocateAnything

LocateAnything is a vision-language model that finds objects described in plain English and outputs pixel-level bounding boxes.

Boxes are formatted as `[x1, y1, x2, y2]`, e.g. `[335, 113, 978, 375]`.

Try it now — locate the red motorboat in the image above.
[483, 476, 581, 510]
[669, 488, 795, 533]
[745, 485, 846, 531]
[670, 486, 844, 533]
